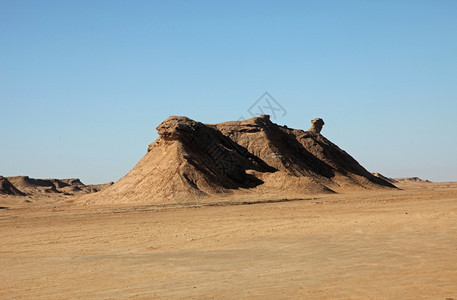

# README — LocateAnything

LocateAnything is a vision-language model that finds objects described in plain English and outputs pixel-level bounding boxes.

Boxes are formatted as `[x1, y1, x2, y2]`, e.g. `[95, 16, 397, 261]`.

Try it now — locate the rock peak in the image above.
[308, 118, 325, 134]
[156, 116, 202, 141]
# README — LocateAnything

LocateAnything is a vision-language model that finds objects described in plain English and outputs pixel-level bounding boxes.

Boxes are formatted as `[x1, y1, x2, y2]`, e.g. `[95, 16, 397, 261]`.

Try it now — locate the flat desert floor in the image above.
[1, 182, 457, 299]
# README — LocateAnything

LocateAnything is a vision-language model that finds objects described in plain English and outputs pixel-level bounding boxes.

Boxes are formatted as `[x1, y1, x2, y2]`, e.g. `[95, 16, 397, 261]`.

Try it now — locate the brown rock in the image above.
[5, 176, 112, 197]
[0, 176, 25, 196]
[83, 115, 396, 205]
[308, 118, 325, 133]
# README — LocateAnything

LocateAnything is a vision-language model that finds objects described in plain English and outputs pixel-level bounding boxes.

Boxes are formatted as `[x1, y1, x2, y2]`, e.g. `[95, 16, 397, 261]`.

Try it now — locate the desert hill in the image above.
[1, 176, 112, 197]
[395, 177, 432, 183]
[84, 115, 395, 205]
[0, 176, 26, 196]
[373, 173, 432, 184]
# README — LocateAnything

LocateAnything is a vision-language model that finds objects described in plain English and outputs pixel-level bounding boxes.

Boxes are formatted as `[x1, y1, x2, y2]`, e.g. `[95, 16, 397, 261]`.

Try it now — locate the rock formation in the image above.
[2, 176, 113, 197]
[372, 173, 397, 184]
[308, 118, 325, 134]
[84, 115, 396, 205]
[0, 176, 25, 196]
[372, 173, 432, 184]
[395, 177, 431, 183]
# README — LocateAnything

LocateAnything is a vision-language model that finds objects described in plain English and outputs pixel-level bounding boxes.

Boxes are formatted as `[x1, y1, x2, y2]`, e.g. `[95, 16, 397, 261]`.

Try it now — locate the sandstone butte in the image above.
[82, 114, 395, 205]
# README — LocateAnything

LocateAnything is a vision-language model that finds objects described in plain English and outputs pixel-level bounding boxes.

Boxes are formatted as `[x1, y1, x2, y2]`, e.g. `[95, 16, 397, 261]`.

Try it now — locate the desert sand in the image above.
[1, 181, 456, 299]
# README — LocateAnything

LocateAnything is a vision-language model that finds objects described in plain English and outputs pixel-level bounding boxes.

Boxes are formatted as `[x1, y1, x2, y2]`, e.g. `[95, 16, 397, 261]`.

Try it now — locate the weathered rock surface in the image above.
[372, 173, 398, 184]
[85, 115, 396, 205]
[0, 176, 25, 196]
[3, 176, 113, 197]
[308, 118, 325, 133]
[372, 173, 432, 184]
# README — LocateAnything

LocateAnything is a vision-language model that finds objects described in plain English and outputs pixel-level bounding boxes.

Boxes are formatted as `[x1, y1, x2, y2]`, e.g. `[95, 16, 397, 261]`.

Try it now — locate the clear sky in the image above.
[1, 0, 456, 184]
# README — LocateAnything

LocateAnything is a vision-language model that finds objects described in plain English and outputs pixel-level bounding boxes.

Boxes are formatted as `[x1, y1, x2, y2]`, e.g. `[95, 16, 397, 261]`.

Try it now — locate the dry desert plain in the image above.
[1, 181, 457, 299]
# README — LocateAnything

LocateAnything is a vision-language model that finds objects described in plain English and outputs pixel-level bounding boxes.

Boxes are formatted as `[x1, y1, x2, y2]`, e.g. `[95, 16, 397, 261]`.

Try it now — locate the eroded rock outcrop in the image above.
[85, 115, 396, 205]
[0, 176, 25, 196]
[4, 176, 113, 197]
[308, 118, 325, 134]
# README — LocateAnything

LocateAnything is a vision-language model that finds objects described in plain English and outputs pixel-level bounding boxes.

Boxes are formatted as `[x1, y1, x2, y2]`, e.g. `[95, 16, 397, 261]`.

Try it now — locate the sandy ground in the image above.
[1, 182, 457, 299]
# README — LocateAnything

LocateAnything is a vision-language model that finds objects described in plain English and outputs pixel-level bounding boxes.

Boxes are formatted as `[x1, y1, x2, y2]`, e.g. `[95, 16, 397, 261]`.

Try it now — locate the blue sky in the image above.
[1, 0, 456, 183]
